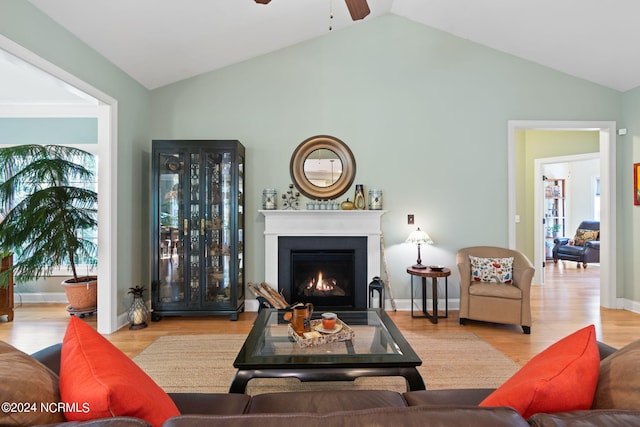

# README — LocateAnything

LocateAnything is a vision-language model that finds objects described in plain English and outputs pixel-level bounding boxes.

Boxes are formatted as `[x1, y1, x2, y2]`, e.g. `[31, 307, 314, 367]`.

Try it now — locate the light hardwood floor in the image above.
[1, 262, 639, 366]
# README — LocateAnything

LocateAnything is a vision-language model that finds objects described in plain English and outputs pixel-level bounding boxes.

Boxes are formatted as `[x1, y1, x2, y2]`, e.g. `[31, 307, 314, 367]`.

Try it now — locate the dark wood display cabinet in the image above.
[151, 140, 245, 321]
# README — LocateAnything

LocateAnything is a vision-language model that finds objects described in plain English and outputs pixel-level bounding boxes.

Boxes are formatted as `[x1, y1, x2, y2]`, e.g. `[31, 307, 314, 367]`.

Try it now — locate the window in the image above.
[0, 144, 98, 277]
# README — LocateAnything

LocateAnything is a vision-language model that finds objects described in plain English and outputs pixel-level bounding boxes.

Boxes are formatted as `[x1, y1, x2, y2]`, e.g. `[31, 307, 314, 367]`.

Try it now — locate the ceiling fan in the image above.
[254, 0, 371, 21]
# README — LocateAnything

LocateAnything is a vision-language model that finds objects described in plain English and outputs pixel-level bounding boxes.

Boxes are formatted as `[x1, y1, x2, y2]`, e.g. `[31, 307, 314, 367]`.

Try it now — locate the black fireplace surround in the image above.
[278, 236, 368, 309]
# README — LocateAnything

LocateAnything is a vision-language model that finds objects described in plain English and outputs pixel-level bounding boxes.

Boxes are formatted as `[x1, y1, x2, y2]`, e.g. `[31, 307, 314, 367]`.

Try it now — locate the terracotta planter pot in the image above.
[0, 255, 13, 321]
[61, 276, 97, 313]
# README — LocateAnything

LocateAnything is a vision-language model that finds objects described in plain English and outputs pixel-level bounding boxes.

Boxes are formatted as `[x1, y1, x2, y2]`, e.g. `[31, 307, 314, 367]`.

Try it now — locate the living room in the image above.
[1, 2, 640, 425]
[1, 0, 639, 335]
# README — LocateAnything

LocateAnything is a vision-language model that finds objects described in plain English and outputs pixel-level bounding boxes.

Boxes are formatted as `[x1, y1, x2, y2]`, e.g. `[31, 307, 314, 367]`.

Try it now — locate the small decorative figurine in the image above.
[282, 184, 300, 210]
[354, 184, 366, 210]
[128, 286, 149, 330]
[341, 198, 355, 210]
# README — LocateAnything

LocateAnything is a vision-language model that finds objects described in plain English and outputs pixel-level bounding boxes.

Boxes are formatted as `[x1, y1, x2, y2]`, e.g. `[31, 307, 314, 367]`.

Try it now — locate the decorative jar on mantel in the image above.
[262, 189, 277, 210]
[368, 189, 383, 210]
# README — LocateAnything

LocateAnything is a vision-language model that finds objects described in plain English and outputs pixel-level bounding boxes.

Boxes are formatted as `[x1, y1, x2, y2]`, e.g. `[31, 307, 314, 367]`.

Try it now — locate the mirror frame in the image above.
[290, 135, 356, 200]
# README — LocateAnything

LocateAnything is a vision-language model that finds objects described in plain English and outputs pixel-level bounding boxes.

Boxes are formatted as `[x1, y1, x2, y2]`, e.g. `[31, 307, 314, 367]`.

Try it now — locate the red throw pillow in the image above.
[479, 325, 600, 418]
[59, 316, 180, 427]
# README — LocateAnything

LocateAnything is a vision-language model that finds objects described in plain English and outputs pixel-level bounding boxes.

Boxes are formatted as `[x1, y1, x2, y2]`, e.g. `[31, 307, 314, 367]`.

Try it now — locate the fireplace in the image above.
[278, 236, 367, 308]
[259, 210, 385, 312]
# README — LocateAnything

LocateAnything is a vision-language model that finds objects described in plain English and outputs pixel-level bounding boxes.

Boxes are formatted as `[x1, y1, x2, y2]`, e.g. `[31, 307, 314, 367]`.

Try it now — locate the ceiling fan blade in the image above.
[254, 0, 370, 22]
[344, 0, 370, 21]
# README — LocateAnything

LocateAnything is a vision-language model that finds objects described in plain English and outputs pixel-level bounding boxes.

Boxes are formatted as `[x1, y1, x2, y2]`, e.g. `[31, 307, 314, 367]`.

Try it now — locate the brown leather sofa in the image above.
[24, 341, 640, 427]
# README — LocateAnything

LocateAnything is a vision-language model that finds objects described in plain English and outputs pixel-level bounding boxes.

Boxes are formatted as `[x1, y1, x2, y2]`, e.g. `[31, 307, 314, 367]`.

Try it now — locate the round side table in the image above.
[406, 266, 451, 324]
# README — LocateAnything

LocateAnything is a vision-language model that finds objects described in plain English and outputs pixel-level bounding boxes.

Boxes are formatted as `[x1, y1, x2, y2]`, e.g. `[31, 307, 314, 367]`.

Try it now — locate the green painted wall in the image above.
[0, 118, 97, 144]
[0, 0, 151, 314]
[150, 14, 624, 302]
[622, 88, 640, 303]
[514, 130, 599, 263]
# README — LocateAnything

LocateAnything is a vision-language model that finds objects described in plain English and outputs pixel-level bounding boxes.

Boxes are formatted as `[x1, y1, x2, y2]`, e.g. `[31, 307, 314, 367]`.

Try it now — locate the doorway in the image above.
[507, 120, 616, 309]
[535, 153, 600, 283]
[0, 36, 119, 333]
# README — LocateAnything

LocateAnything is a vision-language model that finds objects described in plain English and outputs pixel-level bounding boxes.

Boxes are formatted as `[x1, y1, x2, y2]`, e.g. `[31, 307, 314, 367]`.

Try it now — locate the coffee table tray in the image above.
[288, 319, 355, 348]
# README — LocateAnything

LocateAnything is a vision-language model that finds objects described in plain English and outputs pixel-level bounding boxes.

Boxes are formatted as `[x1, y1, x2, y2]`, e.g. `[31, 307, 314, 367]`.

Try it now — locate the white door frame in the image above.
[533, 152, 600, 285]
[508, 120, 617, 309]
[0, 35, 119, 333]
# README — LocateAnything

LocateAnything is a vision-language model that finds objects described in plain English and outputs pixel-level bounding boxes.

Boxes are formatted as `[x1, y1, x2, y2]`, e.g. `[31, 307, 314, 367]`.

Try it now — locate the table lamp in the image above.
[406, 227, 433, 269]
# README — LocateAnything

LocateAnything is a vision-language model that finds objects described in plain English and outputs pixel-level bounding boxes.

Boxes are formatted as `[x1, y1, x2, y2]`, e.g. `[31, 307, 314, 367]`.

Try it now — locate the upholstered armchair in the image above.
[457, 246, 534, 334]
[552, 220, 600, 268]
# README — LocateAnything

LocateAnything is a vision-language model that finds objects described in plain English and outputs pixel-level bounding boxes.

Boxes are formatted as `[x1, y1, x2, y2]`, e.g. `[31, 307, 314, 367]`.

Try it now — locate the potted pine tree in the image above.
[0, 145, 98, 314]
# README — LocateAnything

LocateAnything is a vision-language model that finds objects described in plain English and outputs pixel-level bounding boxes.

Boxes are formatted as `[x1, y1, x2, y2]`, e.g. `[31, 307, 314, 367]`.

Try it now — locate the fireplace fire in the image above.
[301, 271, 346, 297]
[290, 250, 354, 307]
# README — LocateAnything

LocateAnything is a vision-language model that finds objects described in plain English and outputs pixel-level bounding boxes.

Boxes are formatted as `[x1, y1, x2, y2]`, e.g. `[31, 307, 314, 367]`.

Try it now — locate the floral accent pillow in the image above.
[470, 256, 514, 284]
[573, 229, 599, 246]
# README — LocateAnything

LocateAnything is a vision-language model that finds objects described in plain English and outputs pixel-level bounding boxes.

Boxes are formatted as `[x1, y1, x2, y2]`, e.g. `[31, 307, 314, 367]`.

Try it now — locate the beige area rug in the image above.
[133, 332, 520, 395]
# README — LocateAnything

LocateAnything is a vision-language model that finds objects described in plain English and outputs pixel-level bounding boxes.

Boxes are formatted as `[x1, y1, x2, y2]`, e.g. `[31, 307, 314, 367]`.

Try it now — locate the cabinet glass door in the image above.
[237, 153, 244, 302]
[202, 151, 242, 304]
[157, 152, 186, 304]
[203, 151, 235, 304]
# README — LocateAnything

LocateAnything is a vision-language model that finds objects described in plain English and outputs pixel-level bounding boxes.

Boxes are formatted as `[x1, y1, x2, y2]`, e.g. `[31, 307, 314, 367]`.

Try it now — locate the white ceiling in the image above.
[22, 0, 640, 92]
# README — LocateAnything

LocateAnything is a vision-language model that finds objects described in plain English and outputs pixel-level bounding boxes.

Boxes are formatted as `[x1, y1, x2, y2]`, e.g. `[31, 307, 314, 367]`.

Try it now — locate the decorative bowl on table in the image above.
[429, 265, 445, 271]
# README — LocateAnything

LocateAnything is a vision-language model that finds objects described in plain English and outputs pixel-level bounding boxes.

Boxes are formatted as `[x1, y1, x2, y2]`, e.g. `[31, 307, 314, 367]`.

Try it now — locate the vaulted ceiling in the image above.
[23, 0, 640, 92]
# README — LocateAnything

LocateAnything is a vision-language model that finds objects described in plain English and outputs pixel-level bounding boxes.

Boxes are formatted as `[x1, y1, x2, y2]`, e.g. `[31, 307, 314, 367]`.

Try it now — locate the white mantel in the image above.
[259, 210, 386, 305]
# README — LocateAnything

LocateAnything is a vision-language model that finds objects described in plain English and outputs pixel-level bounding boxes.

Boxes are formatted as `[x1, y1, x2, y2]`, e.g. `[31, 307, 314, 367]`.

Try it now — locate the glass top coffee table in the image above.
[230, 308, 424, 393]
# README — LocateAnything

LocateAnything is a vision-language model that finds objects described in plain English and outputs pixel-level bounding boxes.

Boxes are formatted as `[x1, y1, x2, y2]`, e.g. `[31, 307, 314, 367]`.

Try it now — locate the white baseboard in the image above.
[244, 298, 461, 313]
[384, 298, 461, 312]
[116, 311, 131, 331]
[245, 299, 260, 312]
[14, 292, 68, 304]
[622, 298, 640, 314]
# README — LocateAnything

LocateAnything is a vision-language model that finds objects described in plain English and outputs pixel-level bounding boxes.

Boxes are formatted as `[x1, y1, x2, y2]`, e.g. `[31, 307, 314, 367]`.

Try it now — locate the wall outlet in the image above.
[408, 214, 414, 225]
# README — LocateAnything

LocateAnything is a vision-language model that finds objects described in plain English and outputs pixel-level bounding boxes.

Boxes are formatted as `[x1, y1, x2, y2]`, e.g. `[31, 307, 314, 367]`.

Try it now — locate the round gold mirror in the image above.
[290, 135, 356, 200]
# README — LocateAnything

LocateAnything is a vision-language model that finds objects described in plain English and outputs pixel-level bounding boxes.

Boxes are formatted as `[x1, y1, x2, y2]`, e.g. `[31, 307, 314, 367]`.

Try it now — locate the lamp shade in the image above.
[406, 228, 434, 246]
